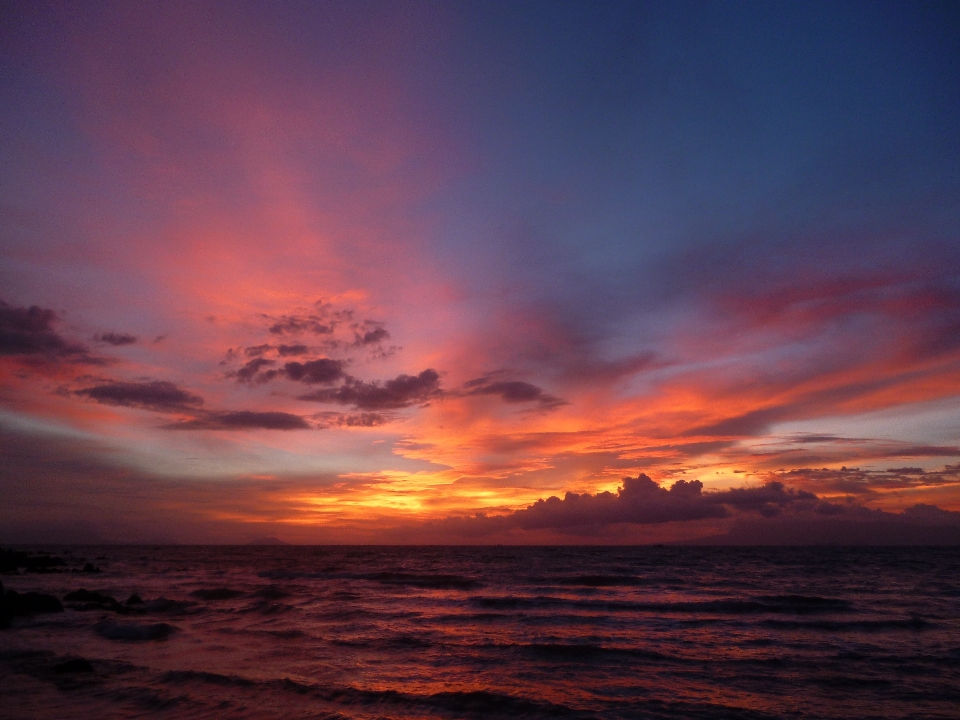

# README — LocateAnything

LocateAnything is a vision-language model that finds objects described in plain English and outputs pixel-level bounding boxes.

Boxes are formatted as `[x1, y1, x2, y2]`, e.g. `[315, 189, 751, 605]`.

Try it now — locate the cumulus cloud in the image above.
[277, 344, 308, 356]
[512, 475, 819, 529]
[75, 380, 204, 412]
[267, 314, 337, 335]
[0, 300, 98, 362]
[282, 358, 345, 384]
[464, 374, 566, 410]
[245, 344, 272, 356]
[232, 356, 345, 385]
[440, 474, 828, 535]
[234, 358, 275, 383]
[166, 411, 310, 430]
[299, 369, 441, 409]
[352, 320, 390, 346]
[263, 302, 352, 337]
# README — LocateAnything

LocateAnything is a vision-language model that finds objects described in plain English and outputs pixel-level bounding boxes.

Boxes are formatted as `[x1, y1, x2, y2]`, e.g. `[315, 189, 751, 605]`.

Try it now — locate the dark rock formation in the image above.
[0, 548, 67, 574]
[1, 588, 64, 627]
[53, 658, 94, 673]
[63, 588, 123, 612]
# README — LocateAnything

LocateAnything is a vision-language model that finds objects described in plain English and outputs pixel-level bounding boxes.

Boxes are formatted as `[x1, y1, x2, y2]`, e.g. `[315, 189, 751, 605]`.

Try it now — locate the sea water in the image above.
[1, 546, 958, 718]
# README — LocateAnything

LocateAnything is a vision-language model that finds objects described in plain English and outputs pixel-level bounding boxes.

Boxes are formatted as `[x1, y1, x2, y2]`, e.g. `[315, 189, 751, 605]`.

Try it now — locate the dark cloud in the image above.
[231, 356, 345, 385]
[277, 344, 308, 356]
[95, 332, 138, 346]
[511, 475, 819, 530]
[234, 358, 275, 383]
[0, 300, 97, 362]
[766, 465, 960, 497]
[264, 305, 349, 335]
[75, 380, 203, 412]
[699, 505, 960, 546]
[300, 369, 441, 409]
[440, 474, 828, 536]
[683, 407, 789, 438]
[283, 358, 345, 384]
[245, 344, 272, 356]
[352, 320, 390, 346]
[464, 375, 566, 409]
[167, 411, 310, 430]
[313, 412, 389, 428]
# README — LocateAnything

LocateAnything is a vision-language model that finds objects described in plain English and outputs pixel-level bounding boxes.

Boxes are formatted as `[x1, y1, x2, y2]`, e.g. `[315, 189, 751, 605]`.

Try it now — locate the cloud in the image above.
[232, 356, 345, 385]
[352, 320, 390, 346]
[700, 504, 960, 545]
[75, 380, 204, 412]
[94, 332, 138, 346]
[513, 475, 821, 529]
[243, 343, 309, 357]
[233, 357, 275, 382]
[439, 474, 827, 535]
[300, 368, 441, 409]
[464, 374, 566, 409]
[682, 407, 788, 438]
[765, 464, 960, 497]
[282, 358, 345, 384]
[266, 314, 337, 335]
[313, 412, 389, 428]
[0, 300, 97, 362]
[166, 411, 311, 430]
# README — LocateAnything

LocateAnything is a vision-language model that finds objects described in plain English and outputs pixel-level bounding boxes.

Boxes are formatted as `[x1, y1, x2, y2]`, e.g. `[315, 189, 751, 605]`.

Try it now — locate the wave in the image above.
[189, 588, 245, 601]
[160, 669, 254, 687]
[96, 620, 177, 641]
[762, 617, 931, 631]
[257, 569, 481, 589]
[251, 584, 290, 600]
[149, 666, 586, 718]
[271, 677, 587, 718]
[240, 600, 294, 615]
[469, 594, 854, 615]
[554, 575, 648, 587]
[142, 597, 198, 615]
[514, 642, 672, 663]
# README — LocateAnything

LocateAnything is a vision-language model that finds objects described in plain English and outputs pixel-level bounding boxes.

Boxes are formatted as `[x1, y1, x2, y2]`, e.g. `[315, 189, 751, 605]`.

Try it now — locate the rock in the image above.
[190, 588, 245, 601]
[63, 588, 123, 612]
[4, 590, 64, 615]
[96, 620, 176, 641]
[53, 658, 94, 673]
[125, 593, 144, 605]
[0, 548, 67, 574]
[143, 597, 195, 614]
[0, 583, 10, 629]
[64, 589, 115, 604]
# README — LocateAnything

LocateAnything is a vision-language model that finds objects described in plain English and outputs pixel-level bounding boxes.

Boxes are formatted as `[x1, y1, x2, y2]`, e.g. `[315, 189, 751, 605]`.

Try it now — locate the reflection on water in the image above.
[2, 546, 959, 719]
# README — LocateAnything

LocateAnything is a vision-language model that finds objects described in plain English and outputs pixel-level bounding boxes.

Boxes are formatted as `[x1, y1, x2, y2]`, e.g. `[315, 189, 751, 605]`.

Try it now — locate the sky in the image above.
[2, 0, 960, 544]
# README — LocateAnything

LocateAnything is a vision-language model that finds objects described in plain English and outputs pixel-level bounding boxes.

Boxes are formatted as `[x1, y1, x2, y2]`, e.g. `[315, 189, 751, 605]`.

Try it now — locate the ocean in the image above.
[1, 546, 958, 719]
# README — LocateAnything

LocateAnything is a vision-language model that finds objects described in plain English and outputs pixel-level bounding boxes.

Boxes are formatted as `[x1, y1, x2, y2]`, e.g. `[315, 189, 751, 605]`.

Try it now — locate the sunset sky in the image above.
[2, 1, 959, 543]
